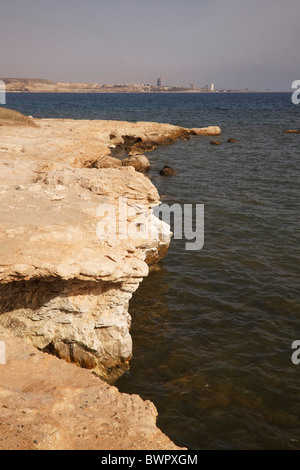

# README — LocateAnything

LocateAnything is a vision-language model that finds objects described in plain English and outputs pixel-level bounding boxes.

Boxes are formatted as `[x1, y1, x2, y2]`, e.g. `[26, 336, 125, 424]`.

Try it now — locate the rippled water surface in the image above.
[7, 92, 300, 449]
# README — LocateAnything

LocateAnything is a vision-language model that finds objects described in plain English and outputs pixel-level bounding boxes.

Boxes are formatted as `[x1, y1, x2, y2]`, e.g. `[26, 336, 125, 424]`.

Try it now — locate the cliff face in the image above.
[0, 162, 169, 382]
[0, 116, 221, 449]
[0, 117, 220, 381]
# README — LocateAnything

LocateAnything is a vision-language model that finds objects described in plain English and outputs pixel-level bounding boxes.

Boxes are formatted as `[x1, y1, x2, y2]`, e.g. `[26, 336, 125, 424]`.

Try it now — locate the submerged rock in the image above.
[283, 129, 300, 134]
[210, 140, 222, 145]
[159, 165, 178, 176]
[228, 138, 240, 143]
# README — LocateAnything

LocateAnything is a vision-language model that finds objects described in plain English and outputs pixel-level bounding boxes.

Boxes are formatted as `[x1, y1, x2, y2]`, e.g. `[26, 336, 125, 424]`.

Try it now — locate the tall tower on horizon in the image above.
[210, 82, 214, 92]
[157, 76, 162, 87]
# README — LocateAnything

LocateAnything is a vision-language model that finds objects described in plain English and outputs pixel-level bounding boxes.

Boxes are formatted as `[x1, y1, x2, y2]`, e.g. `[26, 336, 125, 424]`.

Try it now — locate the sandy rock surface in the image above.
[0, 325, 182, 450]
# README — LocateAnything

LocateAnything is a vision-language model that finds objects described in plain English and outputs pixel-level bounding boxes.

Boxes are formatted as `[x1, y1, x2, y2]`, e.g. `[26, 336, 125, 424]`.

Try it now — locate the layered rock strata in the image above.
[0, 117, 220, 381]
[0, 324, 183, 450]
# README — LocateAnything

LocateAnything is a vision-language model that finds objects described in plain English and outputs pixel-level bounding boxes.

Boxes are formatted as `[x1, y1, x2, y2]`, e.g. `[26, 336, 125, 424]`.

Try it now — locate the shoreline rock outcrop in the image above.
[0, 164, 170, 382]
[0, 324, 183, 450]
[0, 117, 219, 381]
[0, 115, 220, 449]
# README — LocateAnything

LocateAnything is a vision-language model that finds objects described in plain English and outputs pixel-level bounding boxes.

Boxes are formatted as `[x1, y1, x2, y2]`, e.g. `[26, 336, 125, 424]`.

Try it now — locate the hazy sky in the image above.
[1, 0, 299, 90]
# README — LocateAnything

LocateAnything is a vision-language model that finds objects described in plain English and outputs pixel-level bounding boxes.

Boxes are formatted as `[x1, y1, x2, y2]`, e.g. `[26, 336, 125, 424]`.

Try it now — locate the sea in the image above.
[5, 92, 300, 450]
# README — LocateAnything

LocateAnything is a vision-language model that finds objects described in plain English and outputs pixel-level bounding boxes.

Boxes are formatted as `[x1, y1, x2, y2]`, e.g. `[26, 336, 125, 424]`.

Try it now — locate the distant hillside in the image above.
[2, 78, 57, 92]
[1, 78, 207, 93]
[3, 78, 55, 85]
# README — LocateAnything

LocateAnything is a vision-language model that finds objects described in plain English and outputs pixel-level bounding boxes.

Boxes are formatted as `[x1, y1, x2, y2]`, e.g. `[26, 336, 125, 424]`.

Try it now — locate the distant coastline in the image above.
[1, 78, 287, 94]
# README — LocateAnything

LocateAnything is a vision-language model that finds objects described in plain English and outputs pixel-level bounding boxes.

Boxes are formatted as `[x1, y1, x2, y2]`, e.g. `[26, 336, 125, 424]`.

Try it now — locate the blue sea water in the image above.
[5, 92, 300, 449]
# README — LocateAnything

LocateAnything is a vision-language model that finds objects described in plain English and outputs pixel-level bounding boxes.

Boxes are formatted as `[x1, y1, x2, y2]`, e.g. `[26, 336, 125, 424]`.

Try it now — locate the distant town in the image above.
[1, 77, 270, 93]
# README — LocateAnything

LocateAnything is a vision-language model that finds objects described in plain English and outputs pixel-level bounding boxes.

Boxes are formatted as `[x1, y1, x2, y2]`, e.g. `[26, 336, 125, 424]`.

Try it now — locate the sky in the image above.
[0, 0, 299, 91]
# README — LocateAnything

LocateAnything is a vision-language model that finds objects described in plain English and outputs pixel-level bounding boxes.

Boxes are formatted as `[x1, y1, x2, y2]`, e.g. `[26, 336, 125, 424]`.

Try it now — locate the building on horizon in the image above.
[210, 82, 214, 92]
[157, 77, 161, 87]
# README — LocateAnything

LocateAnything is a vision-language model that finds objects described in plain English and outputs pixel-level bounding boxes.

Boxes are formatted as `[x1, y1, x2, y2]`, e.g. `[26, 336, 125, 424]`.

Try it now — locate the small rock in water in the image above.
[228, 138, 240, 143]
[159, 165, 177, 176]
[283, 129, 300, 134]
[210, 140, 222, 145]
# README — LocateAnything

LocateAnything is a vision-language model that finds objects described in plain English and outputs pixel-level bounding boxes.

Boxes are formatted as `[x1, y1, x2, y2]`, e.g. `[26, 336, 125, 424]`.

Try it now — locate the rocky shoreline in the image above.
[0, 114, 220, 449]
[0, 324, 183, 450]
